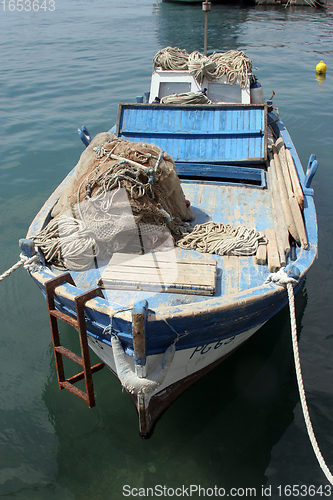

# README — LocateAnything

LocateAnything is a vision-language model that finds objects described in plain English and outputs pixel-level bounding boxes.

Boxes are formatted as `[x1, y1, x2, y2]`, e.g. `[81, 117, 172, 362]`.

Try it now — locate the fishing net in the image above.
[34, 134, 193, 270]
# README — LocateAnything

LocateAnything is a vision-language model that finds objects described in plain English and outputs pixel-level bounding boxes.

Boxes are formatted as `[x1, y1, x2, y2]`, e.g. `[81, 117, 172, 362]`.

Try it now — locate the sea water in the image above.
[1, 1, 333, 498]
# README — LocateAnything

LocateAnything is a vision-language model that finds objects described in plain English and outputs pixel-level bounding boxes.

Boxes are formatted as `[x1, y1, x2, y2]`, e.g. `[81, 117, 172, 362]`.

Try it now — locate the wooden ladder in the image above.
[45, 273, 105, 408]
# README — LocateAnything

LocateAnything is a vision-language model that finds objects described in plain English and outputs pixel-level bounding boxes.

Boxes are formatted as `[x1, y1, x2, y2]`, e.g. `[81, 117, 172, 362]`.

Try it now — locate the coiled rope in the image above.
[153, 47, 252, 88]
[187, 51, 218, 86]
[161, 92, 210, 105]
[34, 216, 98, 271]
[0, 254, 40, 282]
[266, 269, 333, 485]
[177, 221, 266, 256]
[153, 46, 189, 71]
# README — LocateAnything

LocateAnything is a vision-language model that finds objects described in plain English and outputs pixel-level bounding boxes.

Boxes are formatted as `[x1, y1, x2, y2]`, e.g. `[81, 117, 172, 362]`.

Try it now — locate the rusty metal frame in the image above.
[45, 273, 104, 408]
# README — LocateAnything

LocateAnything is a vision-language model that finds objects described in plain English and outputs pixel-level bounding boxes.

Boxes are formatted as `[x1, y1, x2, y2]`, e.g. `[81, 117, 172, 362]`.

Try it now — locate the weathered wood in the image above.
[109, 250, 216, 266]
[265, 228, 281, 273]
[100, 281, 215, 295]
[105, 268, 215, 283]
[276, 138, 294, 199]
[268, 154, 290, 264]
[289, 196, 309, 249]
[256, 232, 267, 266]
[132, 300, 148, 378]
[99, 251, 217, 295]
[275, 139, 308, 249]
[107, 260, 216, 273]
[272, 144, 300, 245]
[285, 147, 305, 210]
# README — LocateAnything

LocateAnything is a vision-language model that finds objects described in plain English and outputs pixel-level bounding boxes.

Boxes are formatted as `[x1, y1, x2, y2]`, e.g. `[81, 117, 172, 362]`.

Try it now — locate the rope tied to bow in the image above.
[0, 254, 40, 282]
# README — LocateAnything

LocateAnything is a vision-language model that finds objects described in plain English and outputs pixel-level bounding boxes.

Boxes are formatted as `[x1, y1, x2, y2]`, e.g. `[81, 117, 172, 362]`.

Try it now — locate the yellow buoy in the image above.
[316, 60, 327, 74]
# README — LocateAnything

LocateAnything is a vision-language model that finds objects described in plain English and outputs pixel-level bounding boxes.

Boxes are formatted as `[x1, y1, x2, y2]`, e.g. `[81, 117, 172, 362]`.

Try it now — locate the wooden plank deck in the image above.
[98, 249, 217, 296]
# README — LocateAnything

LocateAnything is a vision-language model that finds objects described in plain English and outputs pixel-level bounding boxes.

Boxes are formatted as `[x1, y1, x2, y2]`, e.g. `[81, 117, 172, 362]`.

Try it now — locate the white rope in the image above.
[153, 46, 189, 71]
[34, 216, 98, 271]
[266, 269, 333, 485]
[161, 92, 210, 105]
[153, 47, 252, 89]
[0, 254, 40, 282]
[188, 50, 217, 86]
[287, 282, 333, 485]
[177, 221, 266, 256]
[209, 50, 252, 88]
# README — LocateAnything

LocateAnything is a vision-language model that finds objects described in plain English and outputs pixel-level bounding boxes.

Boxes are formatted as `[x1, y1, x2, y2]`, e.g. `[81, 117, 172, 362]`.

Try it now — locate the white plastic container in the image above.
[250, 81, 265, 104]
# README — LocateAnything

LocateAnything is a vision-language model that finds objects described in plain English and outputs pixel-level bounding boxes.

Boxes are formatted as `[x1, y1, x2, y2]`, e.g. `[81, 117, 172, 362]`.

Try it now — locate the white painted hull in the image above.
[89, 322, 265, 434]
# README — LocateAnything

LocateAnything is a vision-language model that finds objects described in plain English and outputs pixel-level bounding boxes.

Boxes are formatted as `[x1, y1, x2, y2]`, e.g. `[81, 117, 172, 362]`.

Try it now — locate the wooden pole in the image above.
[268, 153, 291, 263]
[132, 300, 148, 378]
[289, 196, 309, 249]
[265, 228, 281, 273]
[276, 139, 308, 249]
[272, 144, 300, 245]
[285, 147, 305, 210]
[276, 138, 294, 198]
[256, 231, 267, 265]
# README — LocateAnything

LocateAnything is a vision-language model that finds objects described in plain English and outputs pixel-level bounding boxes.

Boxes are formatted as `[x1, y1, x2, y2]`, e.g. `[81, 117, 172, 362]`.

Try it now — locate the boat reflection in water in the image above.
[153, 0, 251, 53]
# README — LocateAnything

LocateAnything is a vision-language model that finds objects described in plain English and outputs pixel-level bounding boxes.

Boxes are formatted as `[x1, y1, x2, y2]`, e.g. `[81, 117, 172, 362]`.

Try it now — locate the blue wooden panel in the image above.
[116, 103, 267, 163]
[175, 162, 266, 188]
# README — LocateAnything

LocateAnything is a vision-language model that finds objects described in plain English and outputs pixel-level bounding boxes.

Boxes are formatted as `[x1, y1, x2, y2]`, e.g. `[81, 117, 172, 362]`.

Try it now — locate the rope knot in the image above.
[93, 146, 106, 159]
[265, 265, 300, 288]
[20, 253, 41, 272]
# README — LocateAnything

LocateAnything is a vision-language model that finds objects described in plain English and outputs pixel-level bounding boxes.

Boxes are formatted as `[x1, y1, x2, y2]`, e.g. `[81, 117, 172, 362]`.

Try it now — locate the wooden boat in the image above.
[20, 47, 318, 437]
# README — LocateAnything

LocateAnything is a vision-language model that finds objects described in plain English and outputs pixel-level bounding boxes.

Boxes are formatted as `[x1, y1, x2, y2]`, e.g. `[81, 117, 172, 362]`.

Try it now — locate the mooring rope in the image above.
[266, 269, 333, 485]
[0, 254, 40, 282]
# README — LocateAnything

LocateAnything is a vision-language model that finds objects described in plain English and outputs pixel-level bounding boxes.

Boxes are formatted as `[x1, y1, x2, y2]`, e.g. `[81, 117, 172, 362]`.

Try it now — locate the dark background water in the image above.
[1, 1, 333, 498]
